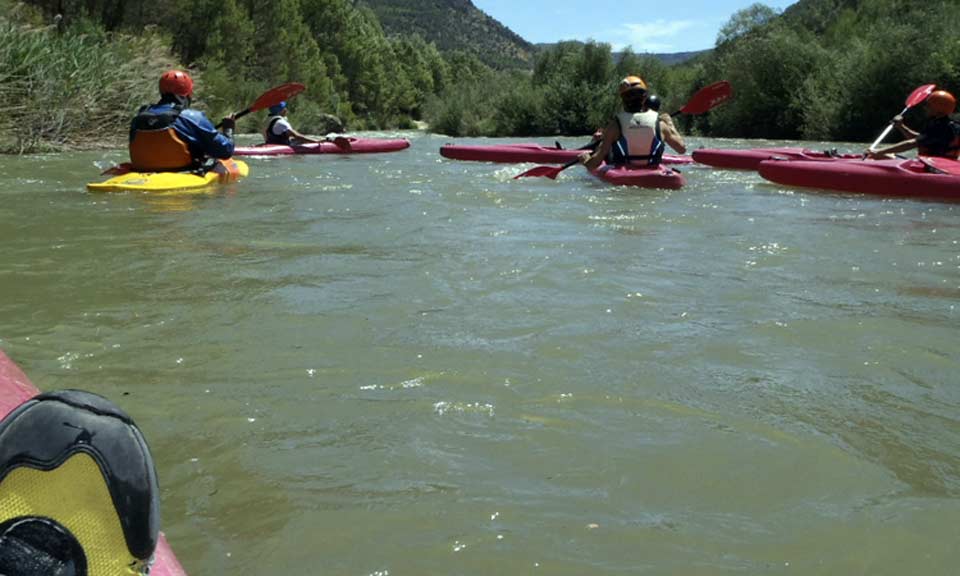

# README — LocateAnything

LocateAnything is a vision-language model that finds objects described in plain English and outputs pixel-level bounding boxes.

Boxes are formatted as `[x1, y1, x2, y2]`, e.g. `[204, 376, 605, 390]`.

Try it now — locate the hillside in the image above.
[359, 0, 534, 69]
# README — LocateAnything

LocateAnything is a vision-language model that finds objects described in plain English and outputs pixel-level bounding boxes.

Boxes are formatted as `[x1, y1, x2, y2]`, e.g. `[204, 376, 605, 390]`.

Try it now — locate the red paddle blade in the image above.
[906, 84, 937, 108]
[678, 81, 732, 115]
[100, 162, 132, 176]
[250, 82, 306, 113]
[331, 136, 353, 149]
[514, 165, 564, 179]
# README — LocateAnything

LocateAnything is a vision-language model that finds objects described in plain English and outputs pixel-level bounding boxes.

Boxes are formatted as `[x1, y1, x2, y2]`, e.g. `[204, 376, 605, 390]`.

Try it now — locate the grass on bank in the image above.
[0, 5, 181, 153]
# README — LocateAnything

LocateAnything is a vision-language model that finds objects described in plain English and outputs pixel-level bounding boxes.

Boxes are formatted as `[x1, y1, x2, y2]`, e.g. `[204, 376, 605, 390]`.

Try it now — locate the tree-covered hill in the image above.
[694, 0, 960, 141]
[359, 0, 534, 69]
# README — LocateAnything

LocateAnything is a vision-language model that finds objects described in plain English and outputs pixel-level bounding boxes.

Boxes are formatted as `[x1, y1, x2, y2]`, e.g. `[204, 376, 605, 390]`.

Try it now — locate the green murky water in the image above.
[1, 132, 958, 574]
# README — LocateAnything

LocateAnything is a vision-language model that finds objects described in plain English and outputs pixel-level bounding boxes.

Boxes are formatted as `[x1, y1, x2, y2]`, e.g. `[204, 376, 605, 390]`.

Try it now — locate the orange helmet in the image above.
[926, 90, 956, 116]
[159, 70, 194, 97]
[619, 75, 648, 96]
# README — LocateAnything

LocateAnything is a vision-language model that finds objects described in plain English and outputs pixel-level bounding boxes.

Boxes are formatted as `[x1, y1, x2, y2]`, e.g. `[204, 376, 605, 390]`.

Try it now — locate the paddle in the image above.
[515, 81, 733, 180]
[325, 133, 354, 150]
[216, 82, 306, 129]
[868, 84, 936, 152]
[669, 80, 732, 116]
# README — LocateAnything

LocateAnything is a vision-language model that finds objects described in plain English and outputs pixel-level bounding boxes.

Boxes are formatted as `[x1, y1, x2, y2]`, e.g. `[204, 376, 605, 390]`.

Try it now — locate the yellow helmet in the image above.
[619, 75, 648, 96]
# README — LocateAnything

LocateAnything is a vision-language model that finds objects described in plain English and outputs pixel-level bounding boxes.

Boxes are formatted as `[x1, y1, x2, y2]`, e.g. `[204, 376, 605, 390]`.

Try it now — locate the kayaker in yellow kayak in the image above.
[129, 69, 237, 171]
[264, 101, 322, 145]
[866, 90, 960, 160]
[580, 76, 687, 170]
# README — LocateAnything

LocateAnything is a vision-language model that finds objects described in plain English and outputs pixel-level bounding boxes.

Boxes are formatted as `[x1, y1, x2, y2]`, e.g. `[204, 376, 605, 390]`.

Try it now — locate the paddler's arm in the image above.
[288, 127, 321, 144]
[866, 138, 917, 159]
[891, 115, 919, 139]
[580, 119, 620, 170]
[186, 110, 236, 159]
[659, 113, 686, 154]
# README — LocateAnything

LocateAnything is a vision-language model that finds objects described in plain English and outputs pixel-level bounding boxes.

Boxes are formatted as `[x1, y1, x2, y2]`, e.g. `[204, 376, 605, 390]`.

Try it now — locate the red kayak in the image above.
[0, 350, 188, 576]
[591, 163, 686, 189]
[758, 156, 960, 198]
[234, 137, 410, 156]
[441, 143, 693, 165]
[692, 147, 860, 170]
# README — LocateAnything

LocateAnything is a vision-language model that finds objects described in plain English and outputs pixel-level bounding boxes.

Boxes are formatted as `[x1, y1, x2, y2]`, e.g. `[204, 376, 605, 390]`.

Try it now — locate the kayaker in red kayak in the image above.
[129, 70, 236, 171]
[264, 101, 322, 145]
[580, 76, 686, 170]
[580, 93, 664, 152]
[866, 90, 960, 160]
[646, 93, 662, 112]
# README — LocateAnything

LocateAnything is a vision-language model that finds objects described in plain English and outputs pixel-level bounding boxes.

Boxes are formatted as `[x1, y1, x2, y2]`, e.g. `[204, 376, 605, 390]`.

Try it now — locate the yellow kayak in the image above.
[87, 159, 249, 193]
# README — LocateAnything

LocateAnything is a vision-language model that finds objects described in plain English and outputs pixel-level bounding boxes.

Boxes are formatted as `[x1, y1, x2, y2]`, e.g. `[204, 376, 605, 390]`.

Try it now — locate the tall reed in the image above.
[0, 14, 177, 153]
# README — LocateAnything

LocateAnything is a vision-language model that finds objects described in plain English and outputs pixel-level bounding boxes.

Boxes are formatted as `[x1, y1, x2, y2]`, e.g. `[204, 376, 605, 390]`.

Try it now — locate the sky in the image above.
[472, 0, 799, 53]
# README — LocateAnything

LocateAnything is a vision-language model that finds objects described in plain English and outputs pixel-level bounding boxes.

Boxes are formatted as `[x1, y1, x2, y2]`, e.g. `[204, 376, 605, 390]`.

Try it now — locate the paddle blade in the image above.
[100, 163, 132, 176]
[249, 82, 306, 113]
[514, 165, 565, 179]
[906, 84, 937, 108]
[326, 135, 353, 150]
[678, 81, 732, 115]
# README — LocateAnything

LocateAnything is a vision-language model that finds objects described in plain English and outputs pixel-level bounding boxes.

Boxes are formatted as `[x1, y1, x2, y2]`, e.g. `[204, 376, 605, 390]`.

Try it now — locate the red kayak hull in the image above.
[692, 147, 859, 170]
[591, 163, 686, 189]
[441, 143, 692, 165]
[758, 157, 960, 198]
[0, 350, 189, 576]
[234, 138, 410, 156]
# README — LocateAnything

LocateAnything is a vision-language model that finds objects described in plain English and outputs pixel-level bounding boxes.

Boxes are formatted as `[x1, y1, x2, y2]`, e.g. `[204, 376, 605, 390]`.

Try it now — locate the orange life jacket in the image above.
[129, 105, 194, 171]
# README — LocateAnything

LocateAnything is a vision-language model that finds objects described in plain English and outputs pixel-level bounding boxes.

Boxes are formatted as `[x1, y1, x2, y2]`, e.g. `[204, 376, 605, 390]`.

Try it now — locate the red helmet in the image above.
[159, 70, 194, 97]
[926, 90, 956, 116]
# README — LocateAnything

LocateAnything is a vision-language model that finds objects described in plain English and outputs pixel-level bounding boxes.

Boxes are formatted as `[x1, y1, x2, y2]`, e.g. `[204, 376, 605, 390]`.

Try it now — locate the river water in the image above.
[1, 132, 958, 575]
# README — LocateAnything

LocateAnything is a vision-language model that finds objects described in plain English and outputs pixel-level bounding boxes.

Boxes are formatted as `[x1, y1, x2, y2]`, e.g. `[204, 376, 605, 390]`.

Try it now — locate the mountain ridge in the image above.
[358, 0, 535, 69]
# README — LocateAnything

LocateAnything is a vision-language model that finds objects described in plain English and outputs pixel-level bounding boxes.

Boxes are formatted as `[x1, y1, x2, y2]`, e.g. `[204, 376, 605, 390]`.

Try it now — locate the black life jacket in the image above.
[265, 116, 291, 145]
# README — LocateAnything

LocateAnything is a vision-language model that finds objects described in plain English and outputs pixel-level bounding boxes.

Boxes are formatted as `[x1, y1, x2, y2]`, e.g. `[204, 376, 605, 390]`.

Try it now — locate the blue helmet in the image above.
[269, 101, 287, 115]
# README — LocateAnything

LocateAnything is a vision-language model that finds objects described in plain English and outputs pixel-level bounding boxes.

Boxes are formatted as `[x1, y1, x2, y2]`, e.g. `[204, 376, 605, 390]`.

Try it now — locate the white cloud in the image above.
[608, 19, 700, 53]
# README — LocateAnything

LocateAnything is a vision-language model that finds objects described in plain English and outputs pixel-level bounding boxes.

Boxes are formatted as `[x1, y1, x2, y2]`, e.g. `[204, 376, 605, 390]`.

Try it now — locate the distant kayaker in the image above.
[129, 70, 236, 171]
[264, 101, 321, 145]
[867, 90, 960, 160]
[580, 76, 686, 170]
[646, 94, 662, 112]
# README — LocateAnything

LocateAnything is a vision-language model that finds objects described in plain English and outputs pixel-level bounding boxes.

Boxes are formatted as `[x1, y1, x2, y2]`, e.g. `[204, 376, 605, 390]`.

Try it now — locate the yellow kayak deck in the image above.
[87, 160, 249, 193]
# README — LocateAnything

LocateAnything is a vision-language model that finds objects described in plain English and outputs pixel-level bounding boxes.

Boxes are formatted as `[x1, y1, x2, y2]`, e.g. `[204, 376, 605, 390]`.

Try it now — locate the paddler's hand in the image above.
[578, 151, 593, 165]
[220, 114, 236, 132]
